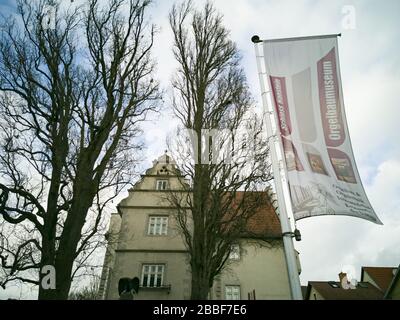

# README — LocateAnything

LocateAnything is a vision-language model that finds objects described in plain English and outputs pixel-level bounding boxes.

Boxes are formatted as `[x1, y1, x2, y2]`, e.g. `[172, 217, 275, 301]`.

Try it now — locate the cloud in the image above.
[202, 0, 400, 284]
[173, 0, 400, 284]
[367, 160, 400, 223]
[297, 158, 400, 284]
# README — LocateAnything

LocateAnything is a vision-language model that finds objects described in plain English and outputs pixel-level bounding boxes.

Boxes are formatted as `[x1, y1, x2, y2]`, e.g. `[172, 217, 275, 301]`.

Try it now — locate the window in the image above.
[148, 216, 168, 235]
[141, 264, 164, 287]
[328, 281, 340, 288]
[156, 179, 168, 190]
[229, 244, 240, 260]
[225, 285, 240, 300]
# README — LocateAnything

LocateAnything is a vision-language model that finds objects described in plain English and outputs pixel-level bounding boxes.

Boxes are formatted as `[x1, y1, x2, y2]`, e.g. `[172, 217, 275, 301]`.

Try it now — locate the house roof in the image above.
[230, 191, 282, 239]
[128, 154, 283, 239]
[384, 265, 400, 299]
[361, 266, 397, 292]
[244, 201, 282, 238]
[306, 281, 384, 300]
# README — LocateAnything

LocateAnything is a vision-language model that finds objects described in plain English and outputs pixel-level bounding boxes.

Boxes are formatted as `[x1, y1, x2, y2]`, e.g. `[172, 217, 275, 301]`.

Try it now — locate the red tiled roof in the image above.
[244, 200, 282, 238]
[307, 281, 384, 300]
[362, 266, 397, 292]
[230, 192, 282, 239]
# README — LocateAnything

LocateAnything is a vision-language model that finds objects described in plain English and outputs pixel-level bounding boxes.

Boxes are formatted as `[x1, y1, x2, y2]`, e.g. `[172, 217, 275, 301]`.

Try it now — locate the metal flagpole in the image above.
[252, 36, 303, 300]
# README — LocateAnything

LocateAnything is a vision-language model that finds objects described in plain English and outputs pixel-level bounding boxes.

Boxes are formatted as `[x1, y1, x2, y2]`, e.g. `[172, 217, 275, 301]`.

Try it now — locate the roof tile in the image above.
[362, 266, 397, 292]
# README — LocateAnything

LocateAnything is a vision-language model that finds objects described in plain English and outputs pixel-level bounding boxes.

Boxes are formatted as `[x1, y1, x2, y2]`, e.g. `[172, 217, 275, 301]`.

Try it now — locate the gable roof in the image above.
[384, 265, 400, 299]
[230, 191, 282, 239]
[125, 156, 283, 239]
[306, 281, 384, 300]
[244, 201, 282, 238]
[361, 266, 397, 292]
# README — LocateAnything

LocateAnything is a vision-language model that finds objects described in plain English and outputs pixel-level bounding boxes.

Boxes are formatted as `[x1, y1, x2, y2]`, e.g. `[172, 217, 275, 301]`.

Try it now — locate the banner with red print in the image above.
[262, 35, 382, 224]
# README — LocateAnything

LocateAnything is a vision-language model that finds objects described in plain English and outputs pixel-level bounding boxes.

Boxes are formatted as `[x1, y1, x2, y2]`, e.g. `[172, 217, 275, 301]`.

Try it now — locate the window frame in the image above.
[225, 285, 241, 300]
[147, 216, 169, 236]
[141, 264, 165, 288]
[228, 244, 240, 260]
[156, 179, 169, 190]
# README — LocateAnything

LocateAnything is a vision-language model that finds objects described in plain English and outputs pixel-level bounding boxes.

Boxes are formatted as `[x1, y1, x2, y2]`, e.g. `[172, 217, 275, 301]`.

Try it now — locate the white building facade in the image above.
[98, 154, 301, 300]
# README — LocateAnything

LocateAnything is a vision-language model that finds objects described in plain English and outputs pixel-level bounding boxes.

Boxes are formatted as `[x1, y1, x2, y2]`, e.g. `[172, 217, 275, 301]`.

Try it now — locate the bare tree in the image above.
[68, 268, 100, 300]
[0, 0, 160, 299]
[168, 1, 274, 299]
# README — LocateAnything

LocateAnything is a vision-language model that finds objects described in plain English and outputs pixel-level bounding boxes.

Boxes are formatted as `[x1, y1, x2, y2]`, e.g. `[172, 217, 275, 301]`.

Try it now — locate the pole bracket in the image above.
[282, 229, 301, 241]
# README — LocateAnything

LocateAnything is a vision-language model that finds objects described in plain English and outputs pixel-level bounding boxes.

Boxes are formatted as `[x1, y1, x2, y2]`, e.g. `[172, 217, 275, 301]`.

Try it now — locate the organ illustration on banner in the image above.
[262, 35, 382, 224]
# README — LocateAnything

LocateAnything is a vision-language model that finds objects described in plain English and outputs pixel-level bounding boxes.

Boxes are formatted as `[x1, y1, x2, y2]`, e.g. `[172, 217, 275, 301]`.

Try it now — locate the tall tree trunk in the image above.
[0, 0, 159, 300]
[190, 267, 210, 300]
[38, 205, 91, 299]
[38, 162, 95, 300]
[38, 150, 66, 299]
[37, 244, 56, 300]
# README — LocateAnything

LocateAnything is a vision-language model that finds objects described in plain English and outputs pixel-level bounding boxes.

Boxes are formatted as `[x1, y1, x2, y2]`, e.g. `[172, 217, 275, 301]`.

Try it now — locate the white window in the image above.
[229, 244, 240, 260]
[156, 179, 168, 190]
[225, 285, 241, 300]
[141, 264, 164, 287]
[148, 216, 168, 235]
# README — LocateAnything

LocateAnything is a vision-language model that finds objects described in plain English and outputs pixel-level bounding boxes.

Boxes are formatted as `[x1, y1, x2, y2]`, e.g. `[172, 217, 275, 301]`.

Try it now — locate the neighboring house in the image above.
[361, 266, 398, 294]
[98, 153, 301, 300]
[304, 280, 383, 300]
[384, 265, 400, 300]
[304, 265, 400, 300]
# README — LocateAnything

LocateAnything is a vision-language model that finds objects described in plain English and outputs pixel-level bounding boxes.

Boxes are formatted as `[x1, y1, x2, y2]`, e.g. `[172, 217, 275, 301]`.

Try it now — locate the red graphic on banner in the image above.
[327, 148, 357, 184]
[317, 48, 346, 147]
[282, 137, 304, 171]
[270, 76, 292, 136]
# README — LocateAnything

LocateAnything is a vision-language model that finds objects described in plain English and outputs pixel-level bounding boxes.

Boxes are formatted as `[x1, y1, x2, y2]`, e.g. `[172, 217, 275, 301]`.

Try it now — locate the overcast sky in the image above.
[0, 0, 399, 299]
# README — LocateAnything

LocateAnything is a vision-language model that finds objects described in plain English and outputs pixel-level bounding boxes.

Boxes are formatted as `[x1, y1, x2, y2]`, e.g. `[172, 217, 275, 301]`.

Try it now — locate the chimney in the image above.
[338, 271, 347, 283]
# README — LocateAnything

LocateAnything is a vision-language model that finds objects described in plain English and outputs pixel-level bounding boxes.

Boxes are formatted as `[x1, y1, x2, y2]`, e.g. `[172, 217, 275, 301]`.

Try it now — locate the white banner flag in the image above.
[262, 35, 382, 224]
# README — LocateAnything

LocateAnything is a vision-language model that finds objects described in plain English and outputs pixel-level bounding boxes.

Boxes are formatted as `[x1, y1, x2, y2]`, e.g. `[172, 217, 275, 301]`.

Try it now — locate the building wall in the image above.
[107, 251, 191, 300]
[117, 206, 187, 251]
[105, 157, 191, 299]
[106, 241, 292, 300]
[362, 272, 380, 290]
[101, 155, 294, 300]
[214, 240, 291, 300]
[307, 287, 325, 300]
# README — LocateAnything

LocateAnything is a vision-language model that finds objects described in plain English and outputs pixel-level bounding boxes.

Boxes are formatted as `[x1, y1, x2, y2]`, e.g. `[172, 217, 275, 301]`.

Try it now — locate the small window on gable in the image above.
[156, 179, 168, 190]
[328, 281, 340, 288]
[229, 244, 240, 260]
